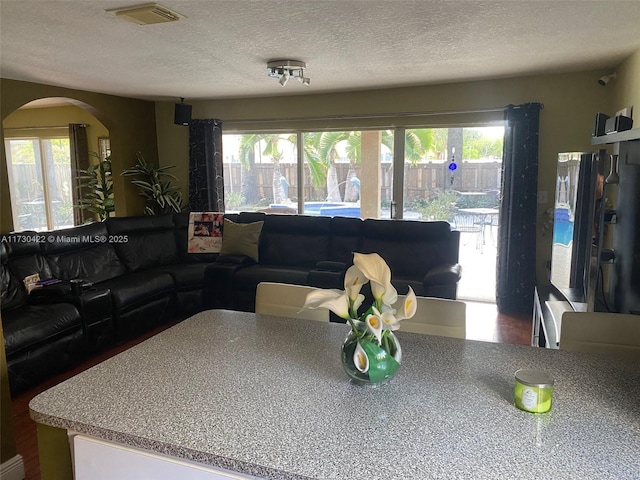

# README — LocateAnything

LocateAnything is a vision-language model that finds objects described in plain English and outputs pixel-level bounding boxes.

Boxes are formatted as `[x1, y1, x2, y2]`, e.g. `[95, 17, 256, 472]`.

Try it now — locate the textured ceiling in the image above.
[1, 0, 640, 102]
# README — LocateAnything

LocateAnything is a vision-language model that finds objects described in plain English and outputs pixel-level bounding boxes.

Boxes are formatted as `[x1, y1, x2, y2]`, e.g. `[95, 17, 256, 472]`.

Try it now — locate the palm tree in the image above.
[239, 133, 292, 204]
[316, 131, 397, 203]
[405, 129, 434, 164]
[238, 135, 259, 206]
[300, 132, 326, 189]
[318, 131, 349, 202]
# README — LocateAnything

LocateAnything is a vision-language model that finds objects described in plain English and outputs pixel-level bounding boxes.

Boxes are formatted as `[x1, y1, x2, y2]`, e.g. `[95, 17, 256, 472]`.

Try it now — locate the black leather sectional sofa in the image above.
[204, 212, 462, 312]
[1, 213, 215, 393]
[1, 212, 461, 393]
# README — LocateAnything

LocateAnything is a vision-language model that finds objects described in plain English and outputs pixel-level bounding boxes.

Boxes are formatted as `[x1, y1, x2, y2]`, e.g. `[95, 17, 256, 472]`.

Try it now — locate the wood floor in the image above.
[9, 303, 531, 480]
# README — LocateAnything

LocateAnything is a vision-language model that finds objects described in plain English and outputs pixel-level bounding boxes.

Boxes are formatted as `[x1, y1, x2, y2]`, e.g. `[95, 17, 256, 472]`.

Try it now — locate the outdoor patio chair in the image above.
[453, 214, 483, 252]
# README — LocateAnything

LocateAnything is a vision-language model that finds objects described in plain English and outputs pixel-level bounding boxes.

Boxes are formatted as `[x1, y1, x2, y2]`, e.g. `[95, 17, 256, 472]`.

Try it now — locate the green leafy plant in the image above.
[225, 191, 245, 210]
[77, 152, 115, 221]
[121, 153, 183, 215]
[410, 191, 457, 222]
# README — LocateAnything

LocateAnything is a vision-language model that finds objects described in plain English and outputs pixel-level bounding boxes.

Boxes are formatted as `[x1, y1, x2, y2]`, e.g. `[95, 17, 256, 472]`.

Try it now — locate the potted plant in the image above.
[77, 152, 115, 221]
[122, 152, 183, 215]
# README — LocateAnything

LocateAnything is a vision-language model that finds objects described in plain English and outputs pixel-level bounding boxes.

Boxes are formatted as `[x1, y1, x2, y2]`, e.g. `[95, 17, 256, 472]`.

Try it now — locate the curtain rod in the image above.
[3, 124, 88, 131]
[225, 107, 506, 125]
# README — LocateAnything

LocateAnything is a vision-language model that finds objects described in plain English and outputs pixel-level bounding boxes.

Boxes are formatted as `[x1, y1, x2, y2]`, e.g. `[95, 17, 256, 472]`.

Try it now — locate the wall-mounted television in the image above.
[549, 152, 604, 311]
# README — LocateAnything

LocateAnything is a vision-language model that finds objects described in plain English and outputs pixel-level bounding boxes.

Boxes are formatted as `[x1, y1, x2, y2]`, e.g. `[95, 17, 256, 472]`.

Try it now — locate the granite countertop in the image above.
[30, 310, 640, 480]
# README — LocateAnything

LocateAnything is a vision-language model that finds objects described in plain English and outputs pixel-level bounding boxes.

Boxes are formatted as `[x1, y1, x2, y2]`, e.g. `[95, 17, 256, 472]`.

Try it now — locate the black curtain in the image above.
[69, 123, 89, 225]
[188, 119, 224, 212]
[496, 103, 542, 315]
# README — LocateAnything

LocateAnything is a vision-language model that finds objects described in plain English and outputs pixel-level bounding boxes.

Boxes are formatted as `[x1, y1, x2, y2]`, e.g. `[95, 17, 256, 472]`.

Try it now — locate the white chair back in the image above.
[560, 312, 640, 359]
[255, 282, 330, 322]
[396, 295, 466, 339]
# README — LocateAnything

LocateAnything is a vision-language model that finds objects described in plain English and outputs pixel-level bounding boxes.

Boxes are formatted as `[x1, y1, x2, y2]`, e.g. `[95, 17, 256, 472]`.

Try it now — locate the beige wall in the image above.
[1, 78, 159, 231]
[157, 68, 619, 284]
[613, 48, 640, 116]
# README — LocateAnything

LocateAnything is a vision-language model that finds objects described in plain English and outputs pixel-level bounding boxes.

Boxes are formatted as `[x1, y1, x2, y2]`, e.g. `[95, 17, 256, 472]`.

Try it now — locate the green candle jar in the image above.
[514, 369, 554, 413]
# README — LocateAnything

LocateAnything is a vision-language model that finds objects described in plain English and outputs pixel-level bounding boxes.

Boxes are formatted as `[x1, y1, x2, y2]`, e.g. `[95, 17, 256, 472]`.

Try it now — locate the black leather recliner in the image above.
[1, 240, 85, 393]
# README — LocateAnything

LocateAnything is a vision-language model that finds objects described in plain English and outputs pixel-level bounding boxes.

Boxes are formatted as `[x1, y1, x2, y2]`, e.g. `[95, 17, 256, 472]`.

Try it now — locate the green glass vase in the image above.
[341, 327, 402, 385]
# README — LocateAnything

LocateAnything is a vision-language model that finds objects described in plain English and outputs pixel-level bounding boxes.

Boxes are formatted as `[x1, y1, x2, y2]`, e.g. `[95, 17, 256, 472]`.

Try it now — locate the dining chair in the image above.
[255, 282, 330, 322]
[559, 312, 640, 359]
[395, 295, 466, 339]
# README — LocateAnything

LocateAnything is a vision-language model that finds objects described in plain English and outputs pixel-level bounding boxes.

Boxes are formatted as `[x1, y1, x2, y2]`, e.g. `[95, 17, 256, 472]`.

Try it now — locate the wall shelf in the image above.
[592, 128, 640, 145]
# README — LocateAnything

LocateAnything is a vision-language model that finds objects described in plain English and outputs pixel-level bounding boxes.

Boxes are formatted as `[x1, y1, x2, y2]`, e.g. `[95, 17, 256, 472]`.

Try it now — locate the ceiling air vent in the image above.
[108, 3, 184, 25]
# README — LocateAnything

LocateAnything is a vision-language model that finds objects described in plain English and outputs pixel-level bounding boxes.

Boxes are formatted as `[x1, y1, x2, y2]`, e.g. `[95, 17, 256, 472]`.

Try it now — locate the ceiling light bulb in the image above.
[279, 73, 290, 87]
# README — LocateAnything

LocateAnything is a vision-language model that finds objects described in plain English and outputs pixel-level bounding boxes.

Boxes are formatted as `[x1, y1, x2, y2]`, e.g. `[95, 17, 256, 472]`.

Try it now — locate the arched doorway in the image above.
[2, 97, 110, 231]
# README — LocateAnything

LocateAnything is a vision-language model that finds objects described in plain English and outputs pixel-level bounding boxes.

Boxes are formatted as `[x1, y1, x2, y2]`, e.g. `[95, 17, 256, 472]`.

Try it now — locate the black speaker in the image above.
[174, 102, 192, 126]
[605, 115, 633, 135]
[592, 112, 609, 137]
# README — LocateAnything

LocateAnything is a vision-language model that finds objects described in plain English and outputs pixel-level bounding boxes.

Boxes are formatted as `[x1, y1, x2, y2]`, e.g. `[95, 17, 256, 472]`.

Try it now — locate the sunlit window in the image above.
[4, 137, 74, 231]
[222, 133, 298, 213]
[223, 130, 392, 219]
[221, 126, 503, 222]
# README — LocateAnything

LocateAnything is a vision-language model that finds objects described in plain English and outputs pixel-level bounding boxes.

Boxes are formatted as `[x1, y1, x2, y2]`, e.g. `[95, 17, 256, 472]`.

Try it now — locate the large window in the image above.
[222, 133, 299, 213]
[223, 130, 392, 218]
[4, 137, 74, 231]
[222, 126, 503, 221]
[401, 126, 503, 222]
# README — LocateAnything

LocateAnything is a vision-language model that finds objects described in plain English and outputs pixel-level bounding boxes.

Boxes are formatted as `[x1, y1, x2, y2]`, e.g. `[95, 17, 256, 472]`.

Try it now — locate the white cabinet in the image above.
[72, 434, 261, 480]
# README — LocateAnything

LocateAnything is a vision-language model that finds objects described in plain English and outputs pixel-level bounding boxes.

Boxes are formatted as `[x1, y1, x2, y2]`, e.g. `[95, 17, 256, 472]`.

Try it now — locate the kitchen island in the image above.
[30, 310, 640, 479]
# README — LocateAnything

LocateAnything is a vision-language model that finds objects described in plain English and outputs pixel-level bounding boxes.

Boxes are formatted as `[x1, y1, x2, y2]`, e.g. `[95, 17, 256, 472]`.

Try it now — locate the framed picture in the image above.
[187, 212, 223, 253]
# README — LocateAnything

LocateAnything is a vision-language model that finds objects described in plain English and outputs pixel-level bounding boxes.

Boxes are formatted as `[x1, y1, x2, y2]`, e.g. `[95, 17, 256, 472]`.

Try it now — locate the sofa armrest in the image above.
[423, 263, 462, 286]
[29, 284, 114, 349]
[216, 254, 256, 266]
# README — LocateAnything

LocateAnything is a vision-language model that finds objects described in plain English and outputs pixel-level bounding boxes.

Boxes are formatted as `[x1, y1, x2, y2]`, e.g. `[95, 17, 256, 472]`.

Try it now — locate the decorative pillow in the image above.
[219, 219, 264, 262]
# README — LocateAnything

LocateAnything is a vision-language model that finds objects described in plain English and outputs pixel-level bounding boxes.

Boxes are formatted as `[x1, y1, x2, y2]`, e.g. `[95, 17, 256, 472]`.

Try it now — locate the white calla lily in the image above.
[353, 341, 369, 373]
[380, 310, 400, 331]
[352, 293, 365, 313]
[304, 253, 411, 383]
[304, 289, 350, 319]
[381, 282, 398, 307]
[397, 286, 417, 320]
[344, 265, 367, 301]
[365, 313, 383, 345]
[354, 252, 390, 287]
[354, 252, 397, 306]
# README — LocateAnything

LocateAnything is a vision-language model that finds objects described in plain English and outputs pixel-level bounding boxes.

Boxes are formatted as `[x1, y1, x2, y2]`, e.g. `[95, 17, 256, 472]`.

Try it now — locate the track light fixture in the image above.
[267, 60, 310, 87]
[598, 72, 616, 86]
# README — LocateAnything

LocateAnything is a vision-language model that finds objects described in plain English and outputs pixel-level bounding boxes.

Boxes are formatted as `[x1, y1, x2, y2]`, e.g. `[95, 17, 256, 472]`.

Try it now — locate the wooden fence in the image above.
[224, 161, 502, 205]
